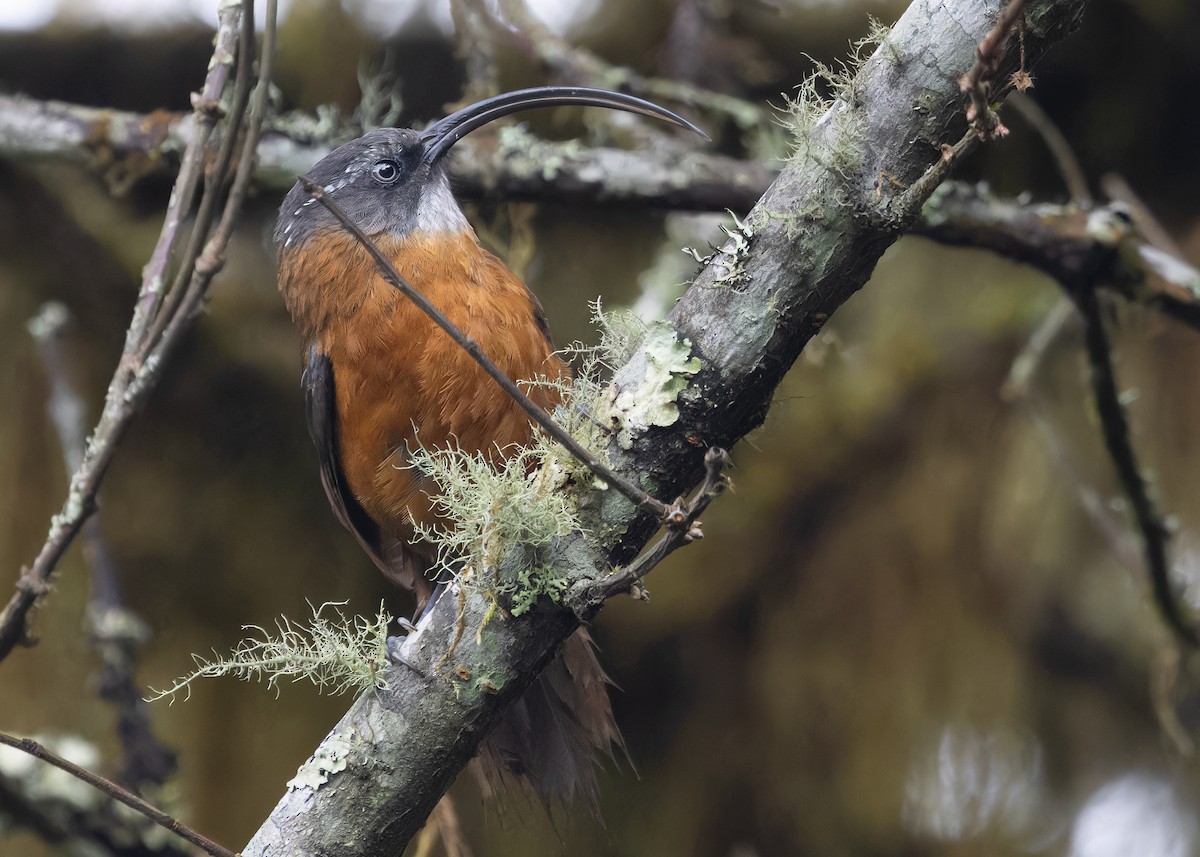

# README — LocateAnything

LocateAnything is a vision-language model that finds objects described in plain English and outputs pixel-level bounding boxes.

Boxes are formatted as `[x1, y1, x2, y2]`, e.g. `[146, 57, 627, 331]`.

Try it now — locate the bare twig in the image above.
[0, 731, 236, 857]
[1020, 393, 1143, 571]
[892, 131, 979, 222]
[137, 4, 256, 357]
[298, 177, 671, 520]
[582, 447, 730, 609]
[1074, 283, 1198, 646]
[0, 0, 272, 663]
[1002, 298, 1076, 399]
[159, 0, 279, 351]
[999, 90, 1090, 398]
[959, 0, 1030, 137]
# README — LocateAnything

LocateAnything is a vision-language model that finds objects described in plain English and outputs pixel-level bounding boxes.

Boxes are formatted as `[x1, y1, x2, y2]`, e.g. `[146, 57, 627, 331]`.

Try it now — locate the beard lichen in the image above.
[147, 601, 392, 703]
[410, 301, 652, 621]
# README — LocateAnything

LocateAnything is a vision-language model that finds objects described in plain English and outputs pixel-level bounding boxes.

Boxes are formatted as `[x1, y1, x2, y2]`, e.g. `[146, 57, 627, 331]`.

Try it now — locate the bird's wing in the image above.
[302, 345, 390, 574]
[304, 344, 437, 605]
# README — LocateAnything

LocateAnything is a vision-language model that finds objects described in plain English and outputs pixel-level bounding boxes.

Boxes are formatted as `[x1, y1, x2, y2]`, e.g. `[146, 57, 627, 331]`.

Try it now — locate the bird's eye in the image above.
[371, 159, 401, 185]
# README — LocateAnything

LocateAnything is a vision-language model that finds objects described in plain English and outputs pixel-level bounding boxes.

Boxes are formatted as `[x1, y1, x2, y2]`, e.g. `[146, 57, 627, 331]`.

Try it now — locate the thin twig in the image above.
[0, 0, 269, 664]
[959, 0, 1030, 138]
[1074, 283, 1199, 647]
[1019, 393, 1143, 572]
[586, 447, 729, 608]
[298, 178, 671, 520]
[1002, 297, 1076, 400]
[159, 0, 279, 350]
[137, 7, 256, 357]
[0, 731, 237, 857]
[1000, 90, 1090, 397]
[892, 130, 978, 223]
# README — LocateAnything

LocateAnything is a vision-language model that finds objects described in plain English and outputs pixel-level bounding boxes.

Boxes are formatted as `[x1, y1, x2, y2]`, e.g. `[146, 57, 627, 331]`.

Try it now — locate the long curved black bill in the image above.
[419, 86, 707, 166]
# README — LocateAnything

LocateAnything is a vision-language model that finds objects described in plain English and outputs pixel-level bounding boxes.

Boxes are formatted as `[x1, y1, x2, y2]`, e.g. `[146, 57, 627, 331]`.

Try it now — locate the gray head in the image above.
[275, 127, 453, 251]
[274, 86, 706, 253]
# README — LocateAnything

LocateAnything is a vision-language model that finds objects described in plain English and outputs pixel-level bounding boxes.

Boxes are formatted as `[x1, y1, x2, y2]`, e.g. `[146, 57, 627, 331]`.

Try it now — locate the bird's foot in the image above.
[386, 616, 425, 676]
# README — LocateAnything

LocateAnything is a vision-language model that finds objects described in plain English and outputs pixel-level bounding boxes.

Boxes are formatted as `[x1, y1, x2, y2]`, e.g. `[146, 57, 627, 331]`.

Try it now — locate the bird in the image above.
[274, 86, 701, 806]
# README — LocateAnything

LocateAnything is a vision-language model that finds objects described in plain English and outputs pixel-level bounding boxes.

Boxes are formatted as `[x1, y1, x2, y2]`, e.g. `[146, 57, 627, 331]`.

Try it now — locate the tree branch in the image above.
[915, 180, 1200, 334]
[0, 731, 236, 857]
[915, 179, 1200, 644]
[1073, 281, 1197, 645]
[0, 91, 775, 210]
[243, 1, 1088, 854]
[0, 0, 272, 663]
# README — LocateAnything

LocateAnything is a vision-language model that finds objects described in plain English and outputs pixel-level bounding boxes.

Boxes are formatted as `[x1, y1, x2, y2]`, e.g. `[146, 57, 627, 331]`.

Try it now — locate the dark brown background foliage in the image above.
[2, 0, 1200, 854]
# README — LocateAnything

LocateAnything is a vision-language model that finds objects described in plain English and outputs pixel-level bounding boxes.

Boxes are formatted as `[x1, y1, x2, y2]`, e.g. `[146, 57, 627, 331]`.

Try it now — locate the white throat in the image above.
[416, 174, 470, 234]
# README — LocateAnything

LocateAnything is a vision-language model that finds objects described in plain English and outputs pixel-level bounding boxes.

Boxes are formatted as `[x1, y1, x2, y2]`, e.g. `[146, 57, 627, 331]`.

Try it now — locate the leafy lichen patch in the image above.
[607, 323, 702, 450]
[287, 728, 354, 791]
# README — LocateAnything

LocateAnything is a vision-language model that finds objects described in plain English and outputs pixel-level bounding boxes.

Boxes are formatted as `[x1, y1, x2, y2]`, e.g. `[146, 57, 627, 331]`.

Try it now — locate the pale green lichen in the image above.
[858, 16, 899, 64]
[405, 304, 624, 615]
[782, 18, 890, 190]
[683, 210, 755, 287]
[146, 601, 391, 703]
[607, 322, 701, 450]
[287, 728, 353, 791]
[409, 443, 584, 617]
[496, 125, 587, 181]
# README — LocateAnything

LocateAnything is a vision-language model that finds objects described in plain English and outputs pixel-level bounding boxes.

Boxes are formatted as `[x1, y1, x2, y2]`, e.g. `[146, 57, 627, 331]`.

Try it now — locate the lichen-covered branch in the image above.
[243, 1, 1088, 854]
[597, 0, 1085, 567]
[0, 92, 775, 210]
[916, 180, 1200, 333]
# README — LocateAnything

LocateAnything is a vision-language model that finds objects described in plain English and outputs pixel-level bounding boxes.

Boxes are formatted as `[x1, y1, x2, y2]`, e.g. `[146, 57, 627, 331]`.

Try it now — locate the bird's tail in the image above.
[470, 627, 625, 811]
[390, 539, 625, 809]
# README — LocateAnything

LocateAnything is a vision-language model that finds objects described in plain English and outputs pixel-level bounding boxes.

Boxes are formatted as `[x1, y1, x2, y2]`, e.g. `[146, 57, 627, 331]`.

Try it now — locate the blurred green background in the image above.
[2, 0, 1200, 854]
